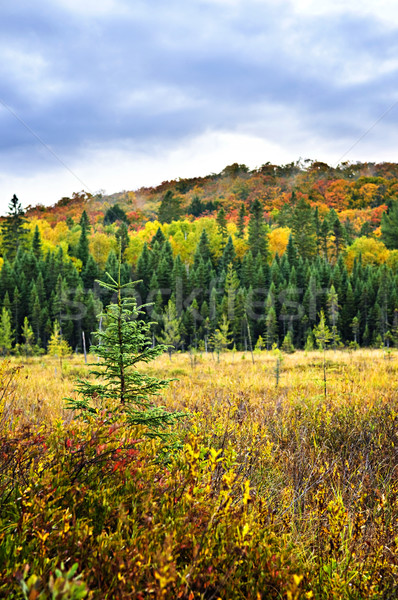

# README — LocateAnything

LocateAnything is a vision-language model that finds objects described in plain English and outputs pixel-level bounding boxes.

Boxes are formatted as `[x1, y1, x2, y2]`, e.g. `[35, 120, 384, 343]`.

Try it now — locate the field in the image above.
[1, 349, 398, 599]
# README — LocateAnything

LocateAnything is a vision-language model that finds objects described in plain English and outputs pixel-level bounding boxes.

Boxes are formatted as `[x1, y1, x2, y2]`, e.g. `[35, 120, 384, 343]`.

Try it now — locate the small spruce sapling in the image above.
[313, 310, 332, 399]
[66, 262, 184, 438]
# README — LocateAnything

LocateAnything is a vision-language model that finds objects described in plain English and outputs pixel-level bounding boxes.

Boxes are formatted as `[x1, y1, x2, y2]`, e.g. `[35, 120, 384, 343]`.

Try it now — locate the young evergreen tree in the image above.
[0, 307, 13, 355]
[19, 317, 36, 357]
[67, 264, 182, 436]
[159, 299, 182, 358]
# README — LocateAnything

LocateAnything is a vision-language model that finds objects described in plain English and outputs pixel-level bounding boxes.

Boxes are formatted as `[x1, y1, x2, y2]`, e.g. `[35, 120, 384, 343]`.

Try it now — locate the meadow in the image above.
[1, 349, 398, 599]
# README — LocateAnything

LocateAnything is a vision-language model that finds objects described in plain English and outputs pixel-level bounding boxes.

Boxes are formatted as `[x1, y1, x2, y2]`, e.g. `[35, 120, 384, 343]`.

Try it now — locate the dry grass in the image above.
[9, 348, 398, 422]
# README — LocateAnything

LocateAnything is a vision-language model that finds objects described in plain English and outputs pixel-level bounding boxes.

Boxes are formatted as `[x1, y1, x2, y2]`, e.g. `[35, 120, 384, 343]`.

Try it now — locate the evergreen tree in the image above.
[79, 210, 91, 232]
[19, 316, 35, 357]
[67, 266, 182, 436]
[2, 195, 28, 260]
[210, 315, 232, 361]
[381, 201, 398, 249]
[237, 203, 246, 238]
[82, 254, 100, 289]
[76, 222, 90, 267]
[248, 199, 269, 260]
[159, 299, 181, 358]
[116, 222, 130, 257]
[291, 197, 317, 260]
[135, 242, 151, 301]
[0, 307, 13, 355]
[219, 236, 236, 273]
[104, 204, 128, 226]
[158, 191, 182, 224]
[31, 225, 42, 259]
[194, 229, 213, 269]
[327, 284, 341, 349]
[216, 207, 228, 248]
[150, 227, 166, 248]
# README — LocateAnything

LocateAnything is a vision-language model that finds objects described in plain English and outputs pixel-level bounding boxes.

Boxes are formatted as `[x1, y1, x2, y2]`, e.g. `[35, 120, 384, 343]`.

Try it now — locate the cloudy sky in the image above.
[1, 0, 398, 213]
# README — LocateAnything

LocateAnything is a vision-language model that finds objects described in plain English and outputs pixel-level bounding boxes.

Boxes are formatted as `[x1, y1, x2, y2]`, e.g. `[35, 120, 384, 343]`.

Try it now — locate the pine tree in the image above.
[66, 264, 182, 437]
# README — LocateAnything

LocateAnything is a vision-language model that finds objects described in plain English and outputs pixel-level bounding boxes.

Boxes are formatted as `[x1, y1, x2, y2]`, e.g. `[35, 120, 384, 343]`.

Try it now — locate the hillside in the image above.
[24, 159, 398, 232]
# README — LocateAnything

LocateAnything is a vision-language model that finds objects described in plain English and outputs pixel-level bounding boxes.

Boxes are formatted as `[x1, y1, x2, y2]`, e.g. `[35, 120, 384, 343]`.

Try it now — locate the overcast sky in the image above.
[1, 0, 398, 213]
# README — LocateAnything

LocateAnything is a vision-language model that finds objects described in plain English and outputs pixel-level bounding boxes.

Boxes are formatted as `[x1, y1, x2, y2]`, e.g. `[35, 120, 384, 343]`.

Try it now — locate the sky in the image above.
[1, 0, 398, 213]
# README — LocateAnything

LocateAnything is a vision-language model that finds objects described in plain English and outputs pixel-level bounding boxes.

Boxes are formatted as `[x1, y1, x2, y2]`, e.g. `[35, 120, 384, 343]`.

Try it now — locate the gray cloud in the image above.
[1, 0, 398, 202]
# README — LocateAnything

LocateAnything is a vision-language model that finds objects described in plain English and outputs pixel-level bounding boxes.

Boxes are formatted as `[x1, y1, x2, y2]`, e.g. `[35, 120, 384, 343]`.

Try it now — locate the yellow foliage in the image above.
[345, 236, 389, 271]
[269, 227, 291, 258]
[89, 232, 116, 269]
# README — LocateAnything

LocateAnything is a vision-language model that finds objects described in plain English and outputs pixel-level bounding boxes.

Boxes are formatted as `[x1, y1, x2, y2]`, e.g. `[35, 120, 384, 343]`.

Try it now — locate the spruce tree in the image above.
[237, 203, 246, 238]
[76, 222, 90, 267]
[67, 263, 183, 436]
[158, 191, 182, 224]
[1, 195, 28, 260]
[159, 299, 181, 358]
[381, 201, 398, 249]
[0, 307, 13, 355]
[216, 207, 228, 249]
[248, 198, 269, 261]
[31, 225, 42, 259]
[116, 222, 130, 257]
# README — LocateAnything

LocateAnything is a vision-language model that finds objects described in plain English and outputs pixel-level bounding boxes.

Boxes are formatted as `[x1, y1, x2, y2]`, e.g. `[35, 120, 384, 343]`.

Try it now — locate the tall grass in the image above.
[1, 349, 398, 598]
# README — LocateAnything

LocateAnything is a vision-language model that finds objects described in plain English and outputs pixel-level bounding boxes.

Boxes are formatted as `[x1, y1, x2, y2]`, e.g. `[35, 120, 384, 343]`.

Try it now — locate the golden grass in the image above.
[8, 347, 398, 423]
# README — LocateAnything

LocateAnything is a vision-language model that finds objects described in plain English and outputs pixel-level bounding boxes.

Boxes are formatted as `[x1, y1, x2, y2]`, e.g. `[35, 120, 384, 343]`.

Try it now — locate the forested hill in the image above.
[24, 159, 398, 228]
[1, 158, 398, 356]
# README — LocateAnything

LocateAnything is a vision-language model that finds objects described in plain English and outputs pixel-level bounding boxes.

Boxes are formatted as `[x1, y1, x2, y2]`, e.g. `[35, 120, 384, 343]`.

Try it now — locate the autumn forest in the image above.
[2, 159, 398, 356]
